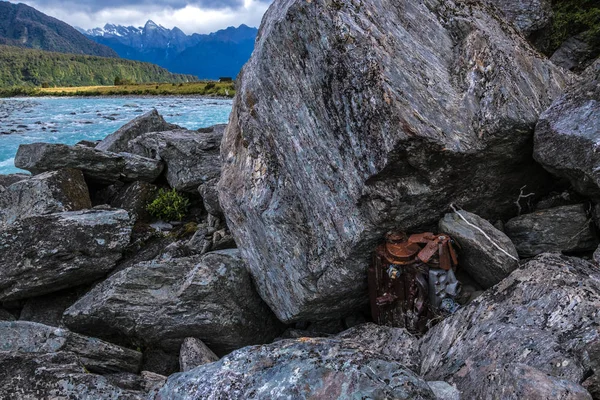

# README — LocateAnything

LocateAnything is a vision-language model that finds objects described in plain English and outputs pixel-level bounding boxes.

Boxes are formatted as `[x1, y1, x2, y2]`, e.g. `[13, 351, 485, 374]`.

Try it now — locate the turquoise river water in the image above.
[0, 96, 233, 174]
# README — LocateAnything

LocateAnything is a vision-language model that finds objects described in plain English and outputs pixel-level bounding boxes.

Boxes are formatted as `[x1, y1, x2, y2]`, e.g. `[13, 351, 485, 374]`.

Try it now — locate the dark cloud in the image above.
[26, 0, 268, 12]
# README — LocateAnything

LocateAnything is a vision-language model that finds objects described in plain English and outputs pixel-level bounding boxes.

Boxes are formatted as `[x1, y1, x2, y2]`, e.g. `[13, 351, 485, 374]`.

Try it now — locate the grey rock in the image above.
[0, 308, 15, 321]
[15, 143, 164, 184]
[128, 126, 223, 192]
[476, 363, 591, 400]
[179, 337, 219, 372]
[0, 352, 143, 399]
[64, 249, 283, 355]
[420, 253, 600, 398]
[77, 139, 101, 148]
[535, 59, 600, 197]
[505, 204, 598, 258]
[96, 109, 181, 153]
[199, 178, 222, 216]
[0, 209, 133, 301]
[439, 210, 519, 288]
[142, 348, 180, 376]
[0, 321, 142, 374]
[485, 0, 552, 43]
[551, 34, 596, 73]
[0, 168, 91, 226]
[594, 244, 600, 265]
[141, 371, 168, 397]
[427, 381, 460, 400]
[110, 181, 158, 222]
[19, 289, 81, 327]
[218, 0, 570, 322]
[336, 323, 420, 373]
[153, 337, 435, 400]
[0, 173, 29, 187]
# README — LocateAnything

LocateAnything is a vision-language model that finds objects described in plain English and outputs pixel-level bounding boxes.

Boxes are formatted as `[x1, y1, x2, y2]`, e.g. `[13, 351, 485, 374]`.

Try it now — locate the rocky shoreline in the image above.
[1, 0, 600, 399]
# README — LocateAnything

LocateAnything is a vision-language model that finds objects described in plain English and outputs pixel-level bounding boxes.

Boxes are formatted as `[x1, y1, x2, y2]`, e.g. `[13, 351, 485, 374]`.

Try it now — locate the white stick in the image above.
[450, 204, 520, 263]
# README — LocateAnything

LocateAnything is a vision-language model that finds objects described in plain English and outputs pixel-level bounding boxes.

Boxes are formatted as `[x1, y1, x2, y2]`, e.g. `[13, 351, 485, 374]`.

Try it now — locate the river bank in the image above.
[0, 81, 236, 98]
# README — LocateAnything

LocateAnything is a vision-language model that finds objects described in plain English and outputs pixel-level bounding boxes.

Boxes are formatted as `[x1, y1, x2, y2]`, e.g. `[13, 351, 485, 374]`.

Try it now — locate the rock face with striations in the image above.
[0, 168, 91, 226]
[0, 209, 133, 301]
[154, 332, 435, 400]
[96, 109, 181, 153]
[439, 210, 519, 288]
[15, 143, 164, 184]
[420, 253, 600, 399]
[534, 59, 600, 198]
[505, 204, 598, 258]
[128, 125, 224, 193]
[63, 249, 283, 355]
[218, 0, 570, 322]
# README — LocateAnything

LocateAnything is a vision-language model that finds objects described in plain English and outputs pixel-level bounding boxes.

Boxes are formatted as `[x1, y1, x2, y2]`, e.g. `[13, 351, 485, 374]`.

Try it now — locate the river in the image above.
[0, 96, 233, 174]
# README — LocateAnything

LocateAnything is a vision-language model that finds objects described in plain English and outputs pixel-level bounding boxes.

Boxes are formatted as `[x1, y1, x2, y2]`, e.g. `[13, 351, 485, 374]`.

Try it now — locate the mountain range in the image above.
[82, 21, 258, 79]
[0, 1, 117, 58]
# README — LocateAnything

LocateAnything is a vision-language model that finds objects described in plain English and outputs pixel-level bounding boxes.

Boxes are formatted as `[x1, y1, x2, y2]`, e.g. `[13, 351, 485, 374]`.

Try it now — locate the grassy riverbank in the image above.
[0, 81, 235, 98]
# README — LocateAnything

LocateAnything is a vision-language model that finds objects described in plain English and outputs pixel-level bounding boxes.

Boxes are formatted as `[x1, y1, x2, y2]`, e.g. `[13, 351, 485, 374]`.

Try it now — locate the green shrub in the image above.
[146, 188, 190, 221]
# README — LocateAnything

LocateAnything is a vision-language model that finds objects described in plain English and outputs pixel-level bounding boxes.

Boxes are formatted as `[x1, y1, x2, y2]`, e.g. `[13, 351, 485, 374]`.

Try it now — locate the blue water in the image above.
[0, 97, 233, 174]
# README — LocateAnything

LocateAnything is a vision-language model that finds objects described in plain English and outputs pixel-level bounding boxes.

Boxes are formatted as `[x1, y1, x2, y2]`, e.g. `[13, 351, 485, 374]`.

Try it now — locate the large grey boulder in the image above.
[218, 0, 569, 322]
[128, 125, 223, 192]
[439, 210, 519, 288]
[15, 143, 164, 184]
[0, 352, 143, 399]
[0, 321, 142, 374]
[504, 204, 598, 258]
[535, 59, 600, 197]
[551, 34, 597, 73]
[0, 168, 91, 226]
[0, 209, 133, 301]
[420, 253, 600, 398]
[110, 181, 158, 222]
[96, 109, 181, 153]
[153, 336, 435, 400]
[63, 249, 283, 355]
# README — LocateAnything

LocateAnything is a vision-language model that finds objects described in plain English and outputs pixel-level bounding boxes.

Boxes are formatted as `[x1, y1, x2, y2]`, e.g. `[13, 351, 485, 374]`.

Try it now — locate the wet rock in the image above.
[420, 253, 600, 398]
[153, 336, 435, 400]
[179, 338, 219, 372]
[128, 125, 223, 193]
[439, 210, 519, 288]
[505, 204, 598, 258]
[0, 209, 133, 301]
[110, 181, 158, 222]
[0, 173, 29, 188]
[0, 321, 142, 374]
[218, 0, 570, 322]
[0, 168, 91, 226]
[64, 249, 283, 356]
[96, 109, 181, 153]
[427, 381, 460, 400]
[15, 143, 164, 184]
[535, 59, 600, 197]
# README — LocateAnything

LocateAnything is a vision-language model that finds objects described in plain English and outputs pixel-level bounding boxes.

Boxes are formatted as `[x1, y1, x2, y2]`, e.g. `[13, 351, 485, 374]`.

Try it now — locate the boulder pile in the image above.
[2, 0, 600, 398]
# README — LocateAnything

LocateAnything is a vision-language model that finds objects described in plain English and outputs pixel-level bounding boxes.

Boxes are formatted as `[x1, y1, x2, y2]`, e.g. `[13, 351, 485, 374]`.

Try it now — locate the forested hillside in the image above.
[0, 45, 197, 87]
[0, 1, 117, 57]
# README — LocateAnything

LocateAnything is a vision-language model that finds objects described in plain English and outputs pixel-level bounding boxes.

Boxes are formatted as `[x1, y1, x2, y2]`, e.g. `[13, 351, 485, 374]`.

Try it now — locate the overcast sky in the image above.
[9, 0, 272, 34]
